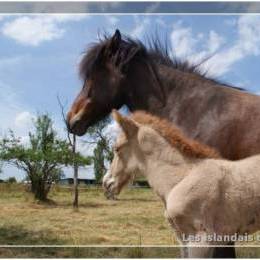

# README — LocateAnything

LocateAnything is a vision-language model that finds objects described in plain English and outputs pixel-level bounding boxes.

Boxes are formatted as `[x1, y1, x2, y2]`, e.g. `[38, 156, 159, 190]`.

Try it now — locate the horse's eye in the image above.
[114, 145, 122, 153]
[82, 79, 92, 98]
[82, 78, 87, 90]
[86, 86, 92, 98]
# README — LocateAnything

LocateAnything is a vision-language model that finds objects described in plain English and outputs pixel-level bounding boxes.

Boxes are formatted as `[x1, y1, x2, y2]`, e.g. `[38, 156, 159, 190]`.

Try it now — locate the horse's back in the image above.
[174, 88, 260, 160]
[214, 92, 260, 160]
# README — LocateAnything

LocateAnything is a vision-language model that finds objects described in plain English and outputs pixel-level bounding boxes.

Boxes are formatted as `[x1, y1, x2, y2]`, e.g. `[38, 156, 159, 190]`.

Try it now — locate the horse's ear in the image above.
[108, 29, 122, 55]
[112, 109, 138, 137]
[113, 29, 121, 42]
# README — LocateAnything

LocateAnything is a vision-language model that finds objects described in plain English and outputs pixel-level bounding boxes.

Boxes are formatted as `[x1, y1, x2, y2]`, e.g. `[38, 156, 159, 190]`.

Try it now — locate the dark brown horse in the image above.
[67, 30, 260, 257]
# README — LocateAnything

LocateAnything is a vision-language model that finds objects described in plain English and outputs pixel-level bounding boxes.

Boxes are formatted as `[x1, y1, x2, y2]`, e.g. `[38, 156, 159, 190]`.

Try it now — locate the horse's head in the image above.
[67, 29, 165, 136]
[103, 110, 143, 196]
[67, 30, 141, 136]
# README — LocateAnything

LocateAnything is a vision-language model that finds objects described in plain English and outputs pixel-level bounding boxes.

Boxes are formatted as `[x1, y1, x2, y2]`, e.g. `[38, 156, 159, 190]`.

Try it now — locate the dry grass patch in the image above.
[0, 184, 176, 257]
[0, 184, 260, 257]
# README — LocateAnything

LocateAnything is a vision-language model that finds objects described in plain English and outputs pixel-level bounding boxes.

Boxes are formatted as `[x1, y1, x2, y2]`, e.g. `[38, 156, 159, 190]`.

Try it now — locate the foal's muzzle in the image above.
[102, 172, 118, 199]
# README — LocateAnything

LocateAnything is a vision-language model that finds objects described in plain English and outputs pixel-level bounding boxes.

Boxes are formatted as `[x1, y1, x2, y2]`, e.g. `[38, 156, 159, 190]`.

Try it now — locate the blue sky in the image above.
[1, 14, 260, 180]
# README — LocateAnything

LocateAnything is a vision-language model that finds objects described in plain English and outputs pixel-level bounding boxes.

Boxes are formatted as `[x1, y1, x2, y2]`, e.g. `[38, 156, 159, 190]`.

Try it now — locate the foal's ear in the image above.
[112, 110, 138, 137]
[108, 29, 122, 55]
[137, 128, 155, 154]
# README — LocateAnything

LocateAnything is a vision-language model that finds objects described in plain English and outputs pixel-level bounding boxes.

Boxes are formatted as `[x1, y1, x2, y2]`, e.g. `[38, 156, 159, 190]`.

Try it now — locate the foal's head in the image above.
[103, 110, 220, 196]
[103, 110, 146, 196]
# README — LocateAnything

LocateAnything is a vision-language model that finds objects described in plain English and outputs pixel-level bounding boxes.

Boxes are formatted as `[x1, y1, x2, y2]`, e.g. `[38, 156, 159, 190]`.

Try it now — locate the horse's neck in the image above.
[142, 140, 200, 202]
[125, 64, 224, 126]
[126, 65, 200, 107]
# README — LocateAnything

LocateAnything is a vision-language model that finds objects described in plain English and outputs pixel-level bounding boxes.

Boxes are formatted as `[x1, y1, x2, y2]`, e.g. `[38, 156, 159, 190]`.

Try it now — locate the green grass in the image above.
[0, 184, 260, 257]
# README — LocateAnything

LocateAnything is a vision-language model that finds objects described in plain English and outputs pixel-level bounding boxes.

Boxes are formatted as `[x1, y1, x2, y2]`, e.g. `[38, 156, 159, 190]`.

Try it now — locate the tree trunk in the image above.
[32, 179, 48, 201]
[72, 134, 79, 208]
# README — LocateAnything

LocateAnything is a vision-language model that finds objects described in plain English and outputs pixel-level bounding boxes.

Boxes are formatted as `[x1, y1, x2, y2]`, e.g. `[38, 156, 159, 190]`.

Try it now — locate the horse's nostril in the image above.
[67, 118, 87, 136]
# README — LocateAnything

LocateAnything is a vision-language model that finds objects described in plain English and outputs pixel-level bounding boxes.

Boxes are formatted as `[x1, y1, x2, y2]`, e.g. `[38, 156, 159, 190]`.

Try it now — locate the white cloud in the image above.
[171, 22, 199, 58]
[237, 15, 260, 55]
[201, 46, 243, 77]
[155, 17, 167, 28]
[1, 14, 87, 46]
[106, 16, 119, 26]
[201, 16, 260, 77]
[14, 111, 35, 129]
[130, 16, 150, 38]
[170, 21, 225, 63]
[2, 16, 62, 46]
[207, 30, 225, 53]
[48, 14, 88, 23]
[0, 81, 33, 139]
[170, 16, 260, 77]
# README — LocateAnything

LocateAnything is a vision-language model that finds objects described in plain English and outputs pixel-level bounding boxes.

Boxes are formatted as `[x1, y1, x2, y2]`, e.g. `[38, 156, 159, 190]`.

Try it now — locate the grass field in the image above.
[1, 184, 260, 258]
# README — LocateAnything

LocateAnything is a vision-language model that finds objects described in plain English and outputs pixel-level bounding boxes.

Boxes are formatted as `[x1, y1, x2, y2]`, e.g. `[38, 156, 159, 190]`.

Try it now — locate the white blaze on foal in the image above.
[103, 110, 260, 258]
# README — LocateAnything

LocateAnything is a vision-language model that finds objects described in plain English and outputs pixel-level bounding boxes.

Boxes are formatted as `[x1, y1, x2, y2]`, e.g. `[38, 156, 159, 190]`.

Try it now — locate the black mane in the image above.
[79, 32, 245, 91]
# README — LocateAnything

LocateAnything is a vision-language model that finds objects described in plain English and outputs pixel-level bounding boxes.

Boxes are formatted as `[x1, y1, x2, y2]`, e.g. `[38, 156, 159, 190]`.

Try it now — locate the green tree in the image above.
[85, 117, 114, 183]
[0, 114, 90, 201]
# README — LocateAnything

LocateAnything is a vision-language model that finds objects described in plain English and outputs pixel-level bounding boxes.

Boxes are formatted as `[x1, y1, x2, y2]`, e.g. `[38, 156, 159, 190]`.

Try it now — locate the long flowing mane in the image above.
[79, 32, 244, 91]
[131, 111, 220, 159]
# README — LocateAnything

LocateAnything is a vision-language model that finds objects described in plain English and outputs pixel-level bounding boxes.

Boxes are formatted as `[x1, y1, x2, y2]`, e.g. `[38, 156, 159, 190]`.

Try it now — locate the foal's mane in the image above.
[131, 111, 220, 159]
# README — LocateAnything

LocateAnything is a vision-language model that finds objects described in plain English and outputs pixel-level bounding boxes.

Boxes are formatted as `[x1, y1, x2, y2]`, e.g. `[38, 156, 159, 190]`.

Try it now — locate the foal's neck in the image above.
[141, 135, 201, 202]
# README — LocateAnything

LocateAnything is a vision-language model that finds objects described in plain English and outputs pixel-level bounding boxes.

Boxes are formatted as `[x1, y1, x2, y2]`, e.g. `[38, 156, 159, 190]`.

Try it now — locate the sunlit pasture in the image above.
[0, 184, 260, 258]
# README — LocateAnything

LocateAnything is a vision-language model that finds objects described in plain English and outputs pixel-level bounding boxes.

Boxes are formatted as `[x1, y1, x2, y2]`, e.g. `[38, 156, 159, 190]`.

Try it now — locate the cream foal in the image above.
[103, 110, 260, 258]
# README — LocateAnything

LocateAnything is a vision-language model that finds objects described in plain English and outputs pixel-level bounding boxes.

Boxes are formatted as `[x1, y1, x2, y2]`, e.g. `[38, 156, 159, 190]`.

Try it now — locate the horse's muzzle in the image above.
[68, 118, 88, 136]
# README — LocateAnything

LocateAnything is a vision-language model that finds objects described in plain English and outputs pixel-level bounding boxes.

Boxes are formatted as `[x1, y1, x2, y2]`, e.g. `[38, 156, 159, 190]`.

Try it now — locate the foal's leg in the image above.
[186, 232, 214, 258]
[179, 241, 189, 258]
[173, 231, 189, 258]
[165, 211, 189, 258]
[171, 230, 188, 257]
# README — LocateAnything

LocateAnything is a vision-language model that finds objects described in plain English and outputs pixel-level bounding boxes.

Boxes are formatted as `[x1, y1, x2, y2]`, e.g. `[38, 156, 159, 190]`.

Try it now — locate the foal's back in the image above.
[220, 155, 260, 233]
[167, 155, 260, 236]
